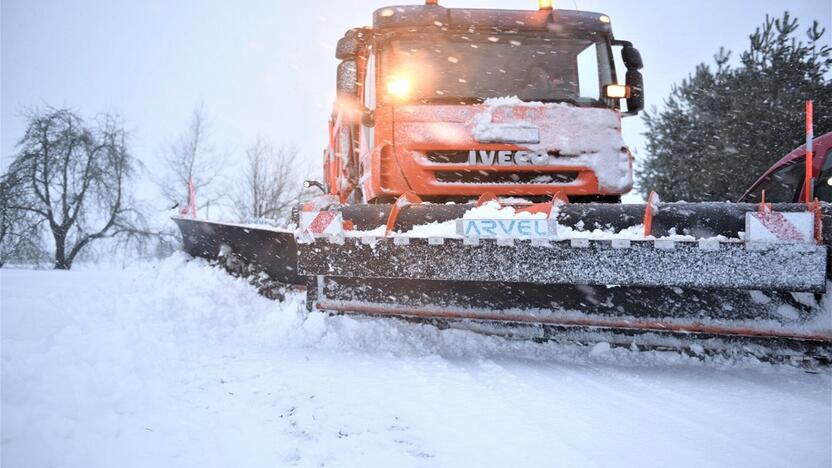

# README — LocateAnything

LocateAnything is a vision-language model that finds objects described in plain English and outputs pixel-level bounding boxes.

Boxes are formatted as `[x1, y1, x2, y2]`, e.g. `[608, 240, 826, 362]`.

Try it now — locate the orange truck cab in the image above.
[325, 2, 645, 204]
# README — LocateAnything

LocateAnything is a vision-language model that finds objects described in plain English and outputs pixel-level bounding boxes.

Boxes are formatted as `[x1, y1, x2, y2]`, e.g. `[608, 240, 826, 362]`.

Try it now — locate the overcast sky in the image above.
[2, 0, 830, 202]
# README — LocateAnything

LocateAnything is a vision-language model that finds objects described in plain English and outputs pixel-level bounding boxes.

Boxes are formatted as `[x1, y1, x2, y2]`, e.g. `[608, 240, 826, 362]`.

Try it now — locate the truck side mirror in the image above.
[625, 69, 644, 115]
[336, 28, 369, 60]
[622, 45, 643, 71]
[303, 180, 326, 193]
[613, 41, 645, 115]
[336, 60, 357, 98]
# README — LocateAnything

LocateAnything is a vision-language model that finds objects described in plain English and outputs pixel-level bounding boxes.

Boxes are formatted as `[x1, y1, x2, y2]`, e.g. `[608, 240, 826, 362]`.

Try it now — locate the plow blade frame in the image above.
[298, 237, 827, 293]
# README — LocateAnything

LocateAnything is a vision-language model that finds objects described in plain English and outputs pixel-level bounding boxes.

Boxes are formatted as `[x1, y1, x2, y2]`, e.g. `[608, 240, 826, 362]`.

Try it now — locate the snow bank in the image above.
[2, 257, 831, 468]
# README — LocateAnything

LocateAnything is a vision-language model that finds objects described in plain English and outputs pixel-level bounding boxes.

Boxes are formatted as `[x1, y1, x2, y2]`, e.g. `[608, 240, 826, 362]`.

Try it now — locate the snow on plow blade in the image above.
[297, 238, 827, 293]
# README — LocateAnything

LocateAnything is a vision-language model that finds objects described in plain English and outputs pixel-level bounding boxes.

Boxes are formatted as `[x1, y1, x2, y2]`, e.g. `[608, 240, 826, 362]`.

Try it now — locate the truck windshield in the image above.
[380, 32, 614, 105]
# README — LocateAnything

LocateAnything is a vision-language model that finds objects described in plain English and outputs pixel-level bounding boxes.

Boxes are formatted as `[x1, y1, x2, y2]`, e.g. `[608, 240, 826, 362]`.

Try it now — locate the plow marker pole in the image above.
[805, 100, 814, 203]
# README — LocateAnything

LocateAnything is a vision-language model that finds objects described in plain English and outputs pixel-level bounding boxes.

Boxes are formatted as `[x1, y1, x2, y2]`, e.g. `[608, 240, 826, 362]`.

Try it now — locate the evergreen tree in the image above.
[639, 13, 832, 201]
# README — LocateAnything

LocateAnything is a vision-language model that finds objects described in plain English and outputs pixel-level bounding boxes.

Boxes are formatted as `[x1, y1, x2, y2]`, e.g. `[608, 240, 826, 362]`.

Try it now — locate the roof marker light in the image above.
[426, 0, 438, 5]
[599, 15, 611, 24]
[538, 0, 553, 10]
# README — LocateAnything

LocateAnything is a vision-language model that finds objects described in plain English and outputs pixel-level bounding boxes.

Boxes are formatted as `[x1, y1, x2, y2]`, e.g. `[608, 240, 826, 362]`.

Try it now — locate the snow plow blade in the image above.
[173, 216, 305, 285]
[296, 202, 832, 364]
[172, 202, 832, 364]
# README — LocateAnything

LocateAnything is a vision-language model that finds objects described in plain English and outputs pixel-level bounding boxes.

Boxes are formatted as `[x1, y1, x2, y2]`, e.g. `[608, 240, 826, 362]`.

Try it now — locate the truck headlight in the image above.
[387, 76, 412, 99]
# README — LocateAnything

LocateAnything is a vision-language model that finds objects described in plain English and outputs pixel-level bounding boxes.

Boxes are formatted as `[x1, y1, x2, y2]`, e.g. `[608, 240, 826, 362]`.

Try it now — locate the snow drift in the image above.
[1, 254, 830, 468]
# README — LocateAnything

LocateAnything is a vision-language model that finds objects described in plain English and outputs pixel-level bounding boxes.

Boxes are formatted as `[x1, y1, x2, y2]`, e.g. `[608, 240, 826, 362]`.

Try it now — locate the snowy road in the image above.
[2, 255, 830, 468]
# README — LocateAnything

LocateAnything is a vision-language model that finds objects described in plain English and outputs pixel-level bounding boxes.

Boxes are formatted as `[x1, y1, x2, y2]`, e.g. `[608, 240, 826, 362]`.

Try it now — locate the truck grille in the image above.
[424, 151, 469, 164]
[434, 171, 579, 184]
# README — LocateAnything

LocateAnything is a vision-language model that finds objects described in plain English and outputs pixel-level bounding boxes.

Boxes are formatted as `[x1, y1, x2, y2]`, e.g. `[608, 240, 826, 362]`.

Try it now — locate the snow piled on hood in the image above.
[471, 96, 633, 192]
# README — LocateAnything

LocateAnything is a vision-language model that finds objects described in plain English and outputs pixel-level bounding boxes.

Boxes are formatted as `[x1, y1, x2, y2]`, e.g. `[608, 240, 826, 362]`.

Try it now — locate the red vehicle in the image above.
[741, 132, 832, 203]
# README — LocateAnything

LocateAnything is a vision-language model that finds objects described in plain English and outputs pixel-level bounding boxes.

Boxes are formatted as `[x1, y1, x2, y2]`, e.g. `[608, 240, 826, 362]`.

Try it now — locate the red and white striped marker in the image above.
[745, 210, 814, 243]
[300, 210, 343, 236]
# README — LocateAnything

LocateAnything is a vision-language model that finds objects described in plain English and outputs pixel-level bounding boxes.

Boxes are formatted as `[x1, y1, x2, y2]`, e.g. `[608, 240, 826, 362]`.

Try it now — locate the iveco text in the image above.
[467, 150, 551, 166]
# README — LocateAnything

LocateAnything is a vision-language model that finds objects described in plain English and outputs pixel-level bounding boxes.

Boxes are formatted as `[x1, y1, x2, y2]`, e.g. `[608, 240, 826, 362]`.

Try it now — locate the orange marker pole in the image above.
[804, 100, 814, 203]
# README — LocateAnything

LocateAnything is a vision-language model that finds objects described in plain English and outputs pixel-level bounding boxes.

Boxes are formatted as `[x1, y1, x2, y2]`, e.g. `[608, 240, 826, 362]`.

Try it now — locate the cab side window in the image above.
[576, 42, 600, 100]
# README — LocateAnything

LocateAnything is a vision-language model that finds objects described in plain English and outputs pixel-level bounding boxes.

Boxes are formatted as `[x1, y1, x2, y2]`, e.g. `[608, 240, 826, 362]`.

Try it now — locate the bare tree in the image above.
[233, 139, 307, 224]
[4, 107, 147, 269]
[157, 104, 224, 214]
[0, 171, 46, 267]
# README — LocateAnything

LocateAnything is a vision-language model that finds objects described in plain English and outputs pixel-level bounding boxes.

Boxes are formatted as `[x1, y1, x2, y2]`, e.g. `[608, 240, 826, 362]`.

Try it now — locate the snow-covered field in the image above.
[2, 254, 830, 468]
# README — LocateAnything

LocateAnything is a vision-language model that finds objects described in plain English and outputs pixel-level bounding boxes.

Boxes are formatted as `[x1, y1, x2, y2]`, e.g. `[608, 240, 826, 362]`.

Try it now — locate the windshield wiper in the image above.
[407, 96, 603, 107]
[416, 96, 485, 104]
[533, 98, 581, 106]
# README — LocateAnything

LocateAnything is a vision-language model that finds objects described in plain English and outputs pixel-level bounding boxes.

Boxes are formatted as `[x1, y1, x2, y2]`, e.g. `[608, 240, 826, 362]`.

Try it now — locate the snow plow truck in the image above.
[174, 1, 832, 365]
